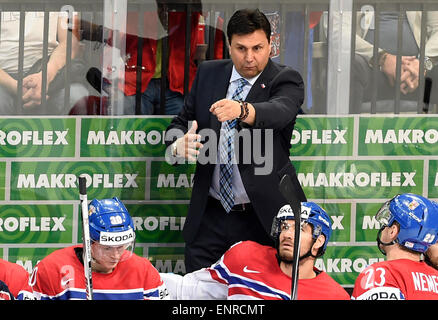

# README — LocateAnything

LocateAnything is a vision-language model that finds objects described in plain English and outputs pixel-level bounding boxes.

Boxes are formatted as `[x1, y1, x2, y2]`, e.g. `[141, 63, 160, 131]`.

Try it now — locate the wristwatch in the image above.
[424, 56, 434, 72]
[171, 142, 178, 157]
[370, 50, 388, 70]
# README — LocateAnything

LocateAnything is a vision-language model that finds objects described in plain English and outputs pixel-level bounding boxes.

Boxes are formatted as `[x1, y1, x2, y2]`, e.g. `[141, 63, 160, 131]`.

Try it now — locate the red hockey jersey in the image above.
[161, 241, 350, 300]
[30, 245, 169, 300]
[0, 259, 34, 300]
[352, 259, 438, 300]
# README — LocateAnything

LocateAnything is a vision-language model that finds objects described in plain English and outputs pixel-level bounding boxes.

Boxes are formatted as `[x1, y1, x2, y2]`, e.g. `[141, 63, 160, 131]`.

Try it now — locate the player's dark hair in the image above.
[226, 8, 271, 45]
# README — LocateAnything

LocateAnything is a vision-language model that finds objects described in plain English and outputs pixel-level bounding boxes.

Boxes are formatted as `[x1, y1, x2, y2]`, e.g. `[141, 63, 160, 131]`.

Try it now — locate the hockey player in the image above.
[161, 202, 350, 300]
[425, 201, 438, 270]
[0, 259, 34, 300]
[30, 197, 169, 300]
[352, 193, 438, 300]
[0, 280, 14, 300]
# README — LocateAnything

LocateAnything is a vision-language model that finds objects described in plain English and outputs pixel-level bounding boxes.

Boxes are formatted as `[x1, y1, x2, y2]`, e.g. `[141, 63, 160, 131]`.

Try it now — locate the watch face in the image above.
[425, 58, 433, 71]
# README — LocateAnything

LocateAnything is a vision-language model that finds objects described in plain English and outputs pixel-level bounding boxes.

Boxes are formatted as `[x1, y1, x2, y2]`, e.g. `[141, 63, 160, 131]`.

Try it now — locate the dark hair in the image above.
[226, 8, 271, 45]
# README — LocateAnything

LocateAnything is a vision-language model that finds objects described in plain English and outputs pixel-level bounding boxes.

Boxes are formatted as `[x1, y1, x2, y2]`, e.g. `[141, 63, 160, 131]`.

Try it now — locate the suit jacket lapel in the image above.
[210, 60, 233, 134]
[245, 59, 275, 102]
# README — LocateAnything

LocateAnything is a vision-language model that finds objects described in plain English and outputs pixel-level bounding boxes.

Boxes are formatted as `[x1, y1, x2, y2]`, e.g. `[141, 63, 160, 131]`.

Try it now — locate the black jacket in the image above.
[166, 58, 307, 244]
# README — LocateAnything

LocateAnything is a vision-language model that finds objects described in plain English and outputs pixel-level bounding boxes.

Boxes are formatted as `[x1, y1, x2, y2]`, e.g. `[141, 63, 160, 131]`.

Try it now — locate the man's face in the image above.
[278, 220, 314, 263]
[229, 29, 271, 79]
[91, 242, 127, 273]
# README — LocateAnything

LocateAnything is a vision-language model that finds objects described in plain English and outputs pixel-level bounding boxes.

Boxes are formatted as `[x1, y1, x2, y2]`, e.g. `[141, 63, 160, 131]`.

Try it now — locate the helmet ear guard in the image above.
[309, 225, 327, 258]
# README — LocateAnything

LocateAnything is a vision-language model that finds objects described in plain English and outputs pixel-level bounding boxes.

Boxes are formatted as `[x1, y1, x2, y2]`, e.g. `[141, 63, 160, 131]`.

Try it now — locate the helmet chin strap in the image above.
[299, 248, 318, 260]
[376, 226, 398, 256]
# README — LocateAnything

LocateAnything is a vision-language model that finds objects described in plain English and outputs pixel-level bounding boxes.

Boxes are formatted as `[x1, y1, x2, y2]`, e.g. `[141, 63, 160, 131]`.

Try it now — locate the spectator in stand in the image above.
[121, 1, 204, 115]
[351, 10, 438, 113]
[79, 0, 223, 115]
[0, 11, 90, 115]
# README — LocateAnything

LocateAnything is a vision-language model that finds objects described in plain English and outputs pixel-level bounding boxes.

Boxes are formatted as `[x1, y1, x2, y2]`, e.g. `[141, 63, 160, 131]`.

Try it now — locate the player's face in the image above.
[229, 29, 271, 79]
[278, 220, 314, 263]
[91, 242, 126, 273]
[426, 243, 438, 270]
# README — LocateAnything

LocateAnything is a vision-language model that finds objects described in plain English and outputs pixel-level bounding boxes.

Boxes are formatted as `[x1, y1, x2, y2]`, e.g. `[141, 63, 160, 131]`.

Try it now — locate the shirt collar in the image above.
[230, 66, 262, 86]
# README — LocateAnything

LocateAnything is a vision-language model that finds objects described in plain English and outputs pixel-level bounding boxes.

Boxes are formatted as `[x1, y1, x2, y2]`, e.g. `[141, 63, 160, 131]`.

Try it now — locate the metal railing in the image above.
[0, 0, 437, 115]
[349, 0, 438, 114]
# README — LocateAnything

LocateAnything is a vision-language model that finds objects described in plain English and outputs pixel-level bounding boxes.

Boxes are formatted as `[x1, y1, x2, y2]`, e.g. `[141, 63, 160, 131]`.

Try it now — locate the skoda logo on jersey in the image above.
[99, 229, 135, 246]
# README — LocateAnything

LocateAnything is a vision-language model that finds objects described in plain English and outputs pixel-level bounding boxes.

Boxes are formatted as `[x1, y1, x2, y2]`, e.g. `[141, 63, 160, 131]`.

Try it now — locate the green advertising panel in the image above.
[0, 115, 436, 289]
[150, 161, 196, 200]
[355, 202, 385, 242]
[148, 246, 186, 274]
[358, 117, 438, 156]
[134, 246, 145, 257]
[0, 205, 73, 244]
[80, 117, 172, 157]
[10, 161, 146, 200]
[316, 245, 385, 286]
[8, 247, 60, 273]
[0, 162, 5, 200]
[317, 202, 351, 243]
[293, 159, 423, 199]
[429, 160, 438, 198]
[126, 203, 188, 244]
[0, 118, 75, 158]
[290, 116, 354, 157]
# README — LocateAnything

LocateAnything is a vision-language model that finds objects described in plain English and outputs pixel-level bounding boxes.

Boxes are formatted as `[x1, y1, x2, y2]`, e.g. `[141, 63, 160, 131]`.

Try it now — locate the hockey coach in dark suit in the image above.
[165, 8, 307, 272]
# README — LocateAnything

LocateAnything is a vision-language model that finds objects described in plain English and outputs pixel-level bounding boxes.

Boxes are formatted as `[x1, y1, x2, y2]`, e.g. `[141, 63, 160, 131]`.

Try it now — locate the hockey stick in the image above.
[78, 175, 93, 300]
[278, 174, 301, 300]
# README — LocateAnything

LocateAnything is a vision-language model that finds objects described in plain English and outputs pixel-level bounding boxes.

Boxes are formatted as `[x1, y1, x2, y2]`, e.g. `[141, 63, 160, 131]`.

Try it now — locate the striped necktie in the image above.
[219, 78, 247, 213]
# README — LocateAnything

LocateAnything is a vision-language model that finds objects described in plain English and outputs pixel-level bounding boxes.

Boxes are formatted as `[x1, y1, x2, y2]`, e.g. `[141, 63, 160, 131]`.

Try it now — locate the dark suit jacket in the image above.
[166, 58, 307, 244]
